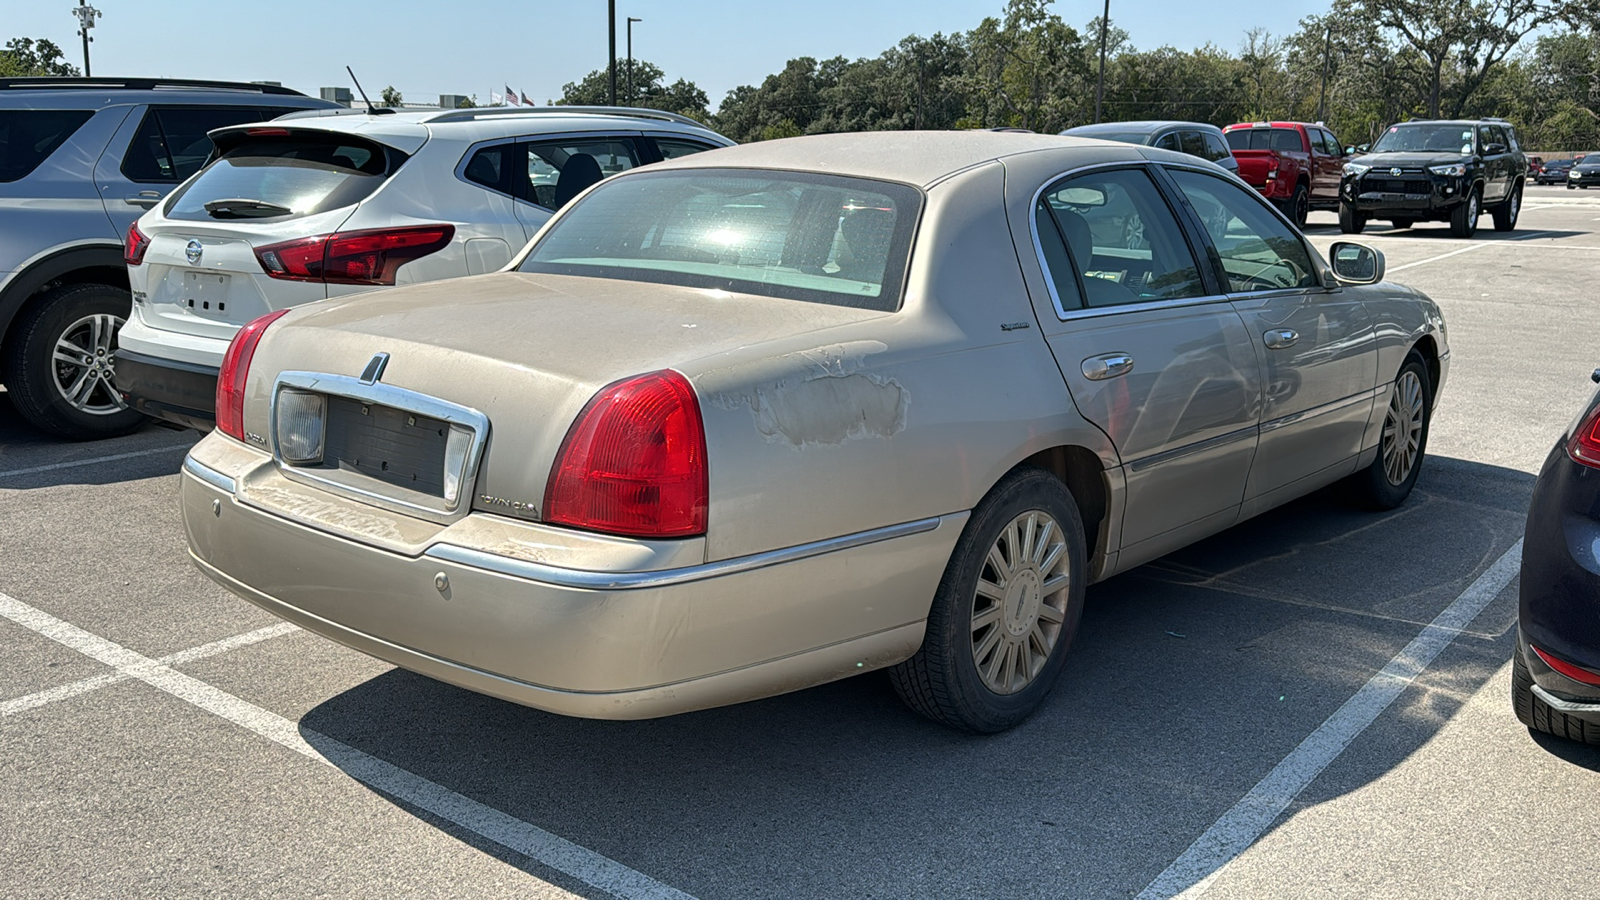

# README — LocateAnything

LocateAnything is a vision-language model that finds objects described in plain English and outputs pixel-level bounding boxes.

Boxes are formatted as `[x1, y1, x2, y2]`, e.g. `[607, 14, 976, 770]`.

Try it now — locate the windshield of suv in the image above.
[519, 169, 921, 311]
[1370, 124, 1476, 155]
[163, 134, 405, 221]
[1580, 155, 1600, 166]
[0, 110, 95, 183]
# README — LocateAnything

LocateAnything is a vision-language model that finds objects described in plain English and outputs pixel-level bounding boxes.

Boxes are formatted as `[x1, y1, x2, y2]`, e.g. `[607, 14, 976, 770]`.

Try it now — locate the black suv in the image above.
[1338, 118, 1526, 238]
[0, 78, 337, 439]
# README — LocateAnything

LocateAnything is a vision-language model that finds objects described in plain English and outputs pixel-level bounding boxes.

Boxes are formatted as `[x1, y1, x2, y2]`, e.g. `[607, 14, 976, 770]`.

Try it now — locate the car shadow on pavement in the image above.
[298, 455, 1536, 900]
[1301, 224, 1588, 242]
[0, 388, 195, 488]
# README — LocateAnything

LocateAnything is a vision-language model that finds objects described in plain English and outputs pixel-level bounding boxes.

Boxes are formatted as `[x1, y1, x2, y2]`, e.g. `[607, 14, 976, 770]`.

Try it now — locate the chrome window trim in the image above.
[183, 454, 237, 495]
[425, 515, 945, 591]
[268, 372, 491, 526]
[1026, 160, 1230, 321]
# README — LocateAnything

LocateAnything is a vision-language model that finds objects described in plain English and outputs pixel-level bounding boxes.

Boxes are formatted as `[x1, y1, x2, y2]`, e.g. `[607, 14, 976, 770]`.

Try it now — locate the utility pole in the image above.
[1316, 24, 1333, 122]
[1094, 0, 1110, 123]
[627, 17, 642, 104]
[608, 0, 617, 106]
[72, 0, 101, 77]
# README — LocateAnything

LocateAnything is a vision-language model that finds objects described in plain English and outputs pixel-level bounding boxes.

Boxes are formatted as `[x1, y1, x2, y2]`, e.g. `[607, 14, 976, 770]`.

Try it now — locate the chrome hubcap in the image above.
[1469, 195, 1478, 220]
[1382, 370, 1425, 486]
[51, 313, 127, 415]
[1511, 190, 1521, 223]
[971, 511, 1071, 695]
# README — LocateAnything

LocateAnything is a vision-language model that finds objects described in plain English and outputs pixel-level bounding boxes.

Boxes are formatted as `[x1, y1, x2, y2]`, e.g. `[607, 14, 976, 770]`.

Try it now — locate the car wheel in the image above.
[1492, 182, 1522, 232]
[0, 283, 146, 441]
[1568, 183, 1576, 190]
[1513, 644, 1600, 745]
[1390, 218, 1413, 229]
[1289, 183, 1310, 229]
[888, 467, 1088, 733]
[1449, 187, 1480, 238]
[1347, 352, 1431, 510]
[1337, 202, 1366, 234]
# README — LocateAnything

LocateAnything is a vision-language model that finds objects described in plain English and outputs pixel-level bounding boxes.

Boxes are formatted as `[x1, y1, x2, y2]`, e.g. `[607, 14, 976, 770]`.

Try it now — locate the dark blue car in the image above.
[1514, 369, 1600, 744]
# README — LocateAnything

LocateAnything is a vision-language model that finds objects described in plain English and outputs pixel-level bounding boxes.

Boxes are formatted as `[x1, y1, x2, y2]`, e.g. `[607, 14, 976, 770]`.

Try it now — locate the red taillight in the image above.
[544, 370, 708, 539]
[245, 127, 290, 136]
[215, 309, 289, 440]
[254, 224, 455, 286]
[1531, 644, 1600, 686]
[1568, 403, 1600, 468]
[124, 220, 150, 266]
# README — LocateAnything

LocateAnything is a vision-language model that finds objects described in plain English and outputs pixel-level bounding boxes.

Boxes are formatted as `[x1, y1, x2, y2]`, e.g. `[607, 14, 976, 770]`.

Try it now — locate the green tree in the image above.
[557, 60, 711, 122]
[457, 94, 479, 109]
[378, 85, 403, 108]
[956, 0, 1090, 131]
[0, 38, 81, 76]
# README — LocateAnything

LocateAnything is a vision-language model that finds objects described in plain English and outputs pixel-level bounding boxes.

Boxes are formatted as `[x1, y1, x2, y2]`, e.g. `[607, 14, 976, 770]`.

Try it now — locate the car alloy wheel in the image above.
[1382, 369, 1426, 486]
[51, 313, 128, 416]
[970, 510, 1071, 695]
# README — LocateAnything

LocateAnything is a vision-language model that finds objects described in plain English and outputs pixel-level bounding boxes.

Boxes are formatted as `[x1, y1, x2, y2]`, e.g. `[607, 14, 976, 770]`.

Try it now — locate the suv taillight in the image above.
[215, 309, 289, 441]
[254, 224, 455, 285]
[544, 370, 709, 539]
[1568, 402, 1600, 469]
[124, 220, 151, 266]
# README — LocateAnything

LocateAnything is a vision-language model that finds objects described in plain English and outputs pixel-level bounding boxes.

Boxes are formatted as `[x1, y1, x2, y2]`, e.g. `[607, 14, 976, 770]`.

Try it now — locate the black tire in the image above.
[889, 467, 1088, 733]
[0, 283, 146, 441]
[1492, 182, 1522, 232]
[1568, 183, 1576, 190]
[1337, 202, 1366, 234]
[1389, 218, 1413, 230]
[1347, 352, 1431, 510]
[1449, 186, 1480, 238]
[1513, 645, 1600, 745]
[1281, 183, 1309, 229]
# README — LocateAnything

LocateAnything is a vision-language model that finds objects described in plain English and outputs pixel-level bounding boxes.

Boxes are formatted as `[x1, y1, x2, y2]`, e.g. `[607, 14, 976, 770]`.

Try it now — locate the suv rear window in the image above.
[163, 133, 406, 221]
[1226, 128, 1303, 153]
[0, 110, 95, 182]
[519, 169, 921, 311]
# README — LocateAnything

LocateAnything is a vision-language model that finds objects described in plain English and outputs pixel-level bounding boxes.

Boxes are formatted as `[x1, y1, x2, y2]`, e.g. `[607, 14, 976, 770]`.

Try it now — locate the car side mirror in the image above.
[1487, 143, 1507, 155]
[1329, 242, 1385, 285]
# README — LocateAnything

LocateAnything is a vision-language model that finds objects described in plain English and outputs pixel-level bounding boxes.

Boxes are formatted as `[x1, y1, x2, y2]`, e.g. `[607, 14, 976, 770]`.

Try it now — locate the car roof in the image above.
[0, 77, 333, 111]
[1064, 120, 1222, 135]
[255, 105, 731, 150]
[646, 130, 1149, 188]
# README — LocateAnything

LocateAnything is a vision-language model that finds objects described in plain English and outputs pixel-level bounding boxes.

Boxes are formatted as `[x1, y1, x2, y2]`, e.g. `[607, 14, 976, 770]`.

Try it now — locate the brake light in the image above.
[245, 127, 290, 136]
[1531, 644, 1600, 686]
[254, 224, 455, 285]
[1569, 403, 1600, 468]
[215, 309, 289, 441]
[124, 220, 150, 266]
[544, 370, 708, 538]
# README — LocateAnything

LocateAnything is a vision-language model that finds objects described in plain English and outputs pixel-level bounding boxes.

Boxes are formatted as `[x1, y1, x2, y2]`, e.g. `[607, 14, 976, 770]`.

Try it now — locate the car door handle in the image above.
[125, 191, 162, 207]
[1082, 353, 1134, 381]
[1264, 329, 1299, 350]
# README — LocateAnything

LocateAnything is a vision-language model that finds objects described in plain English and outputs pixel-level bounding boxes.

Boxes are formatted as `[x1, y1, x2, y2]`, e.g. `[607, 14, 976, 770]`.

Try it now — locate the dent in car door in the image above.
[1165, 166, 1377, 511]
[1024, 166, 1262, 554]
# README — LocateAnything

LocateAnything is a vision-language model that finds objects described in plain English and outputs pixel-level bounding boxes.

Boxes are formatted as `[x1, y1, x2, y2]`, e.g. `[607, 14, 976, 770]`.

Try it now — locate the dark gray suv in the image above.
[0, 78, 337, 439]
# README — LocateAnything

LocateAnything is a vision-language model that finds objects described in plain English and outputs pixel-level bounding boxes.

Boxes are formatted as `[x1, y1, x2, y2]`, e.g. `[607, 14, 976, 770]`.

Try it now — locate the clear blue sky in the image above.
[11, 0, 1330, 110]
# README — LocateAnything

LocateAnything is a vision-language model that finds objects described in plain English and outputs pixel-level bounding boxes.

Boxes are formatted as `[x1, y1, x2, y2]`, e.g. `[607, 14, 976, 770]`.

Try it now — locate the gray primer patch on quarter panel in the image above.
[750, 372, 908, 447]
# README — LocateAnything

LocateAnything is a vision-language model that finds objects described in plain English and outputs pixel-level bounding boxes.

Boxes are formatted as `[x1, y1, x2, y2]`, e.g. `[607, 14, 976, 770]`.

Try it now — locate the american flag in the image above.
[505, 86, 519, 106]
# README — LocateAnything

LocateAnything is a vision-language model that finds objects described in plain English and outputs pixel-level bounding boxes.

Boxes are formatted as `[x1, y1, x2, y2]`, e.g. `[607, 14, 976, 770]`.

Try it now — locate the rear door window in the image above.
[1202, 131, 1232, 162]
[1271, 129, 1303, 153]
[653, 138, 720, 160]
[0, 109, 95, 182]
[1154, 132, 1180, 151]
[523, 137, 642, 210]
[1179, 131, 1209, 159]
[121, 106, 296, 183]
[163, 133, 403, 221]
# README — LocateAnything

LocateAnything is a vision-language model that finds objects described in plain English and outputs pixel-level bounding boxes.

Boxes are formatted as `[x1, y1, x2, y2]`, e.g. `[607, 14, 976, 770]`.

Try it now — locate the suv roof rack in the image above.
[421, 104, 709, 129]
[0, 77, 306, 96]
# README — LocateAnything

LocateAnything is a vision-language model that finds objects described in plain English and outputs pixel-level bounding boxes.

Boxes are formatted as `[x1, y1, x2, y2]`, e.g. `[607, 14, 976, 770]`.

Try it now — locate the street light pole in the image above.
[604, 0, 617, 107]
[1094, 0, 1110, 123]
[627, 17, 642, 104]
[72, 0, 101, 77]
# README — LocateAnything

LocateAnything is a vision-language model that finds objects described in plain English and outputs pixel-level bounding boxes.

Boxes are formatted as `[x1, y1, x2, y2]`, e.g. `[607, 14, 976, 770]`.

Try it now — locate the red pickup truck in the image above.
[1223, 121, 1348, 228]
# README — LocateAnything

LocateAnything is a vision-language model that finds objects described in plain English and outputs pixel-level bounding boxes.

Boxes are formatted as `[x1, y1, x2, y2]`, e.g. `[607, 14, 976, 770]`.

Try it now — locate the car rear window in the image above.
[0, 110, 95, 182]
[162, 133, 406, 221]
[519, 169, 921, 312]
[1226, 128, 1303, 152]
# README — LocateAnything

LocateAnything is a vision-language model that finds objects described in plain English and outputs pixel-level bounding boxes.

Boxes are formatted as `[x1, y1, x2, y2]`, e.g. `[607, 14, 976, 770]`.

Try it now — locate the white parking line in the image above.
[0, 442, 193, 480]
[0, 592, 694, 900]
[1388, 244, 1486, 273]
[2, 622, 296, 718]
[1136, 539, 1523, 900]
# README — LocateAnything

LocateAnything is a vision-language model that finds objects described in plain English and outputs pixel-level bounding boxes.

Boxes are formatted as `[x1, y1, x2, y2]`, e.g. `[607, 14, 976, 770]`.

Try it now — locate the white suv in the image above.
[116, 105, 732, 429]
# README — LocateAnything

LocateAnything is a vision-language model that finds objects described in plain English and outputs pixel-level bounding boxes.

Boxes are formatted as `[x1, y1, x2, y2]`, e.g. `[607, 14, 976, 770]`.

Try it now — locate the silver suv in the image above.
[118, 106, 734, 431]
[0, 77, 338, 439]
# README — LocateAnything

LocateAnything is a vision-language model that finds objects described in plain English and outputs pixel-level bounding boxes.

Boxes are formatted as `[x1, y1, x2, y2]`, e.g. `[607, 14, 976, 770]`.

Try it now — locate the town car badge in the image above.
[185, 239, 203, 264]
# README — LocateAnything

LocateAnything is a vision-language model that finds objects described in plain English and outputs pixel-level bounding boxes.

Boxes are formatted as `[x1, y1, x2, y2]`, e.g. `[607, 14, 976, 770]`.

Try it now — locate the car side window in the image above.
[1034, 167, 1207, 309]
[1478, 125, 1495, 153]
[120, 107, 289, 183]
[523, 137, 640, 210]
[653, 138, 718, 160]
[1271, 129, 1302, 153]
[1154, 132, 1180, 152]
[1034, 199, 1085, 313]
[461, 143, 513, 196]
[1167, 167, 1319, 292]
[1202, 131, 1232, 162]
[1489, 125, 1511, 151]
[1179, 131, 1208, 159]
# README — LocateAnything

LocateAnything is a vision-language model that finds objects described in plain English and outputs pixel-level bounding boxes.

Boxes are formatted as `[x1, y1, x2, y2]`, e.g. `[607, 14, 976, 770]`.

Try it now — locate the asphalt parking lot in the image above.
[3, 184, 1598, 899]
